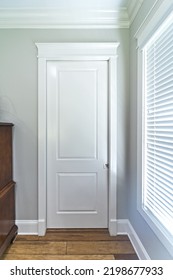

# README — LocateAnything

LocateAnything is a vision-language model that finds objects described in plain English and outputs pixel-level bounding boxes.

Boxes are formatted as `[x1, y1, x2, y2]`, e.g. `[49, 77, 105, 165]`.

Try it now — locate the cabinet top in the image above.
[0, 122, 14, 126]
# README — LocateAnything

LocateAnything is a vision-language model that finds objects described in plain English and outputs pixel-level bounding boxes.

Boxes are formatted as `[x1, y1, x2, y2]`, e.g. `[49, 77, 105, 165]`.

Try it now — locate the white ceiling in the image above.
[0, 0, 144, 28]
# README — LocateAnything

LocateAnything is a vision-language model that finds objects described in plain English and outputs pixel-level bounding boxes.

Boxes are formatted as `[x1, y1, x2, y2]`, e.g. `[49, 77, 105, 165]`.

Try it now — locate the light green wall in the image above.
[0, 28, 129, 221]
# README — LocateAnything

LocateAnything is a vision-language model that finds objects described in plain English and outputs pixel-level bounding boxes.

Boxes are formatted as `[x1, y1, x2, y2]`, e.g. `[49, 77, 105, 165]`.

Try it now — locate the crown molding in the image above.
[127, 0, 144, 25]
[0, 8, 129, 29]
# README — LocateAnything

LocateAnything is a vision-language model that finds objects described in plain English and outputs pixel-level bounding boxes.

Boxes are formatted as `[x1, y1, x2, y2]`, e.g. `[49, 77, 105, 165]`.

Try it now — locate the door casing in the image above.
[36, 43, 119, 236]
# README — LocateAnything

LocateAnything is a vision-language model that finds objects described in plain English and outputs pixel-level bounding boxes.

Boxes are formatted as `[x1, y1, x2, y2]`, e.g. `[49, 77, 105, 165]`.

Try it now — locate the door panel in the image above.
[47, 61, 108, 228]
[58, 70, 97, 159]
[57, 173, 97, 211]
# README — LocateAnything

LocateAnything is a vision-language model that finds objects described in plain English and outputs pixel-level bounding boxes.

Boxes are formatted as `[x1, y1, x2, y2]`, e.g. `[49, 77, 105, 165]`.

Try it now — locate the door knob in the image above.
[104, 163, 109, 169]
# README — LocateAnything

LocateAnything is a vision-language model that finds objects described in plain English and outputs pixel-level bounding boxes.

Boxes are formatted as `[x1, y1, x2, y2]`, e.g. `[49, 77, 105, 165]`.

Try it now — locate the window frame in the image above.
[136, 8, 173, 257]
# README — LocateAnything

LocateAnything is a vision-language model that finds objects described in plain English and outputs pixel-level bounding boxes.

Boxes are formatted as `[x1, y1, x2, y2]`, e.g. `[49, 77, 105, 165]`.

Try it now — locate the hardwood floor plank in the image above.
[38, 230, 129, 242]
[5, 241, 66, 255]
[67, 241, 135, 255]
[114, 254, 139, 260]
[16, 235, 39, 241]
[2, 254, 114, 260]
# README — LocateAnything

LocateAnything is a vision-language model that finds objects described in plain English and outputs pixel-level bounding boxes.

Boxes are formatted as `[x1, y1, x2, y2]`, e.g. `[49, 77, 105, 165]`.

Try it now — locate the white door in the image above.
[47, 60, 108, 228]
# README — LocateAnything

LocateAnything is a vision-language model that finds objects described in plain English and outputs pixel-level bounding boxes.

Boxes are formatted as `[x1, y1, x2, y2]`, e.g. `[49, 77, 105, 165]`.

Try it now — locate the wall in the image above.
[129, 0, 172, 259]
[0, 29, 129, 222]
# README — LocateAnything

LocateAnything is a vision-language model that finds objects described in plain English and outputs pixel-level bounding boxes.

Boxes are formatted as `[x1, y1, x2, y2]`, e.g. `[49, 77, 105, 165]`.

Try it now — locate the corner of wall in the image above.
[117, 219, 150, 260]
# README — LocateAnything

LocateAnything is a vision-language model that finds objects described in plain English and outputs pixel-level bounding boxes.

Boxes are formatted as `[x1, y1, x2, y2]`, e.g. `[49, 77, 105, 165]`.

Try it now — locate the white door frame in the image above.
[36, 43, 119, 236]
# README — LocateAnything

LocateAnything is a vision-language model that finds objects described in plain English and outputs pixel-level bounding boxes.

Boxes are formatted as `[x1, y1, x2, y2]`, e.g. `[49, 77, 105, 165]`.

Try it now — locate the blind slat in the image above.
[147, 145, 173, 156]
[147, 96, 173, 107]
[147, 147, 173, 160]
[147, 153, 173, 167]
[147, 173, 173, 195]
[147, 163, 173, 175]
[145, 192, 173, 222]
[146, 168, 173, 189]
[146, 186, 173, 213]
[147, 88, 173, 99]
[144, 198, 173, 232]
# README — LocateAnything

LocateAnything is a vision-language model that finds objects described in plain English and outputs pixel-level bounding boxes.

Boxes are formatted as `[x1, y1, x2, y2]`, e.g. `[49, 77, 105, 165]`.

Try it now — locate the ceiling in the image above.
[0, 0, 144, 28]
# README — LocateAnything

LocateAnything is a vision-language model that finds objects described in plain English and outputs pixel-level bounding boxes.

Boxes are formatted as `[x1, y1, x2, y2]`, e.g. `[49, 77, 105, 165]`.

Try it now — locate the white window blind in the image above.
[143, 14, 173, 239]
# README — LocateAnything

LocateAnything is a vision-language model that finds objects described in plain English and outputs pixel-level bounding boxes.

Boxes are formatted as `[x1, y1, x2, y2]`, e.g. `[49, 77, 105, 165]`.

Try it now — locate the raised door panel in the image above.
[58, 70, 97, 159]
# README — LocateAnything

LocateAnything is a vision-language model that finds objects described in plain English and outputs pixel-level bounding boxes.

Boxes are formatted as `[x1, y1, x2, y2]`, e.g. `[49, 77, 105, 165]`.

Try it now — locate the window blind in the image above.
[143, 14, 173, 238]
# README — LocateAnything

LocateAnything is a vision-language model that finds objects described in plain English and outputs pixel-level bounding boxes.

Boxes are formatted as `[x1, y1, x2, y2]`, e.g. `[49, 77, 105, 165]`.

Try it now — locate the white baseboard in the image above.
[38, 219, 47, 236]
[116, 219, 150, 260]
[117, 219, 129, 234]
[109, 219, 118, 236]
[16, 220, 38, 235]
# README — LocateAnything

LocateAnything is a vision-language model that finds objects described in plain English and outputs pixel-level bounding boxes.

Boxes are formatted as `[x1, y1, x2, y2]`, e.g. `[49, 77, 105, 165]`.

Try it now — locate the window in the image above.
[138, 12, 173, 255]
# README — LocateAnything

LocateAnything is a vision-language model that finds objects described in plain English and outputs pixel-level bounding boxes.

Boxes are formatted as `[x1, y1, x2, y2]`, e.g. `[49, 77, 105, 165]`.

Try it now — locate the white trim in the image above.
[127, 221, 151, 260]
[108, 56, 118, 237]
[16, 220, 38, 235]
[0, 0, 146, 29]
[137, 47, 143, 215]
[116, 219, 129, 234]
[135, 0, 173, 47]
[36, 42, 119, 236]
[127, 0, 144, 25]
[109, 219, 118, 236]
[38, 57, 47, 236]
[0, 8, 129, 29]
[36, 43, 119, 58]
[117, 219, 150, 260]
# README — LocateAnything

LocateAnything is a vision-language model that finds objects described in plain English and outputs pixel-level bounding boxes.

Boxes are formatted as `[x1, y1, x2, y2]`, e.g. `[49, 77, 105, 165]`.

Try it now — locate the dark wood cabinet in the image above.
[0, 123, 18, 257]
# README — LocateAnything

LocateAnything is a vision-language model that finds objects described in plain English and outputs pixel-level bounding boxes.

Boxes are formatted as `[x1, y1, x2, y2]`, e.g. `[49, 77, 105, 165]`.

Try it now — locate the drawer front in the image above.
[0, 125, 13, 190]
[0, 182, 15, 247]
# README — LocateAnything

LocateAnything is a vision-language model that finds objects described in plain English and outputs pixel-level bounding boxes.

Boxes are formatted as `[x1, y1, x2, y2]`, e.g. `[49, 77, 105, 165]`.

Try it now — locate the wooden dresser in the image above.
[0, 123, 18, 257]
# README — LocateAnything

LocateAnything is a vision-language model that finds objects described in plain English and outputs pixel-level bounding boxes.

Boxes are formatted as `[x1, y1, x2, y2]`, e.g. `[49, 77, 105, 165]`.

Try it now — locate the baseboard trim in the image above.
[38, 219, 47, 236]
[116, 219, 150, 260]
[16, 220, 38, 235]
[109, 219, 118, 236]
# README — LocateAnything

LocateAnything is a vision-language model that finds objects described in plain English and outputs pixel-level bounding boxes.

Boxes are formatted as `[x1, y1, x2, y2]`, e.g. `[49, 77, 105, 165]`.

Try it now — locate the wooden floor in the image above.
[1, 229, 138, 260]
